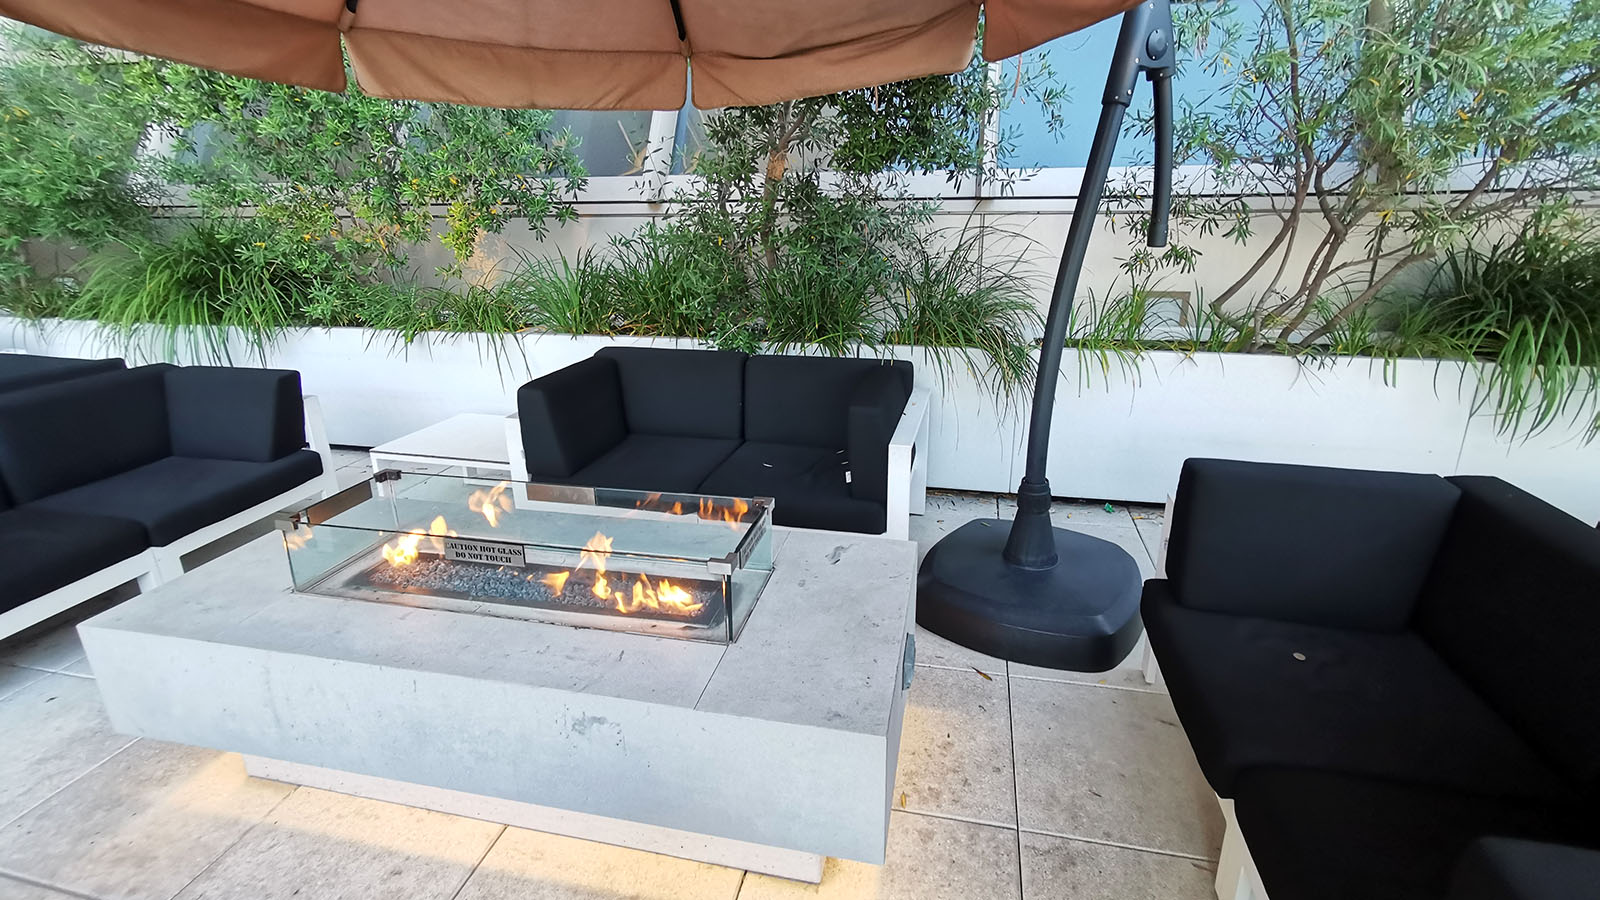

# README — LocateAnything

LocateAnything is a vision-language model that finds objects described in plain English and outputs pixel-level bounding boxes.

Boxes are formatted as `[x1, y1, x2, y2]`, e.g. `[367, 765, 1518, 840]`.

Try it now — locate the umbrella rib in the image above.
[668, 0, 688, 42]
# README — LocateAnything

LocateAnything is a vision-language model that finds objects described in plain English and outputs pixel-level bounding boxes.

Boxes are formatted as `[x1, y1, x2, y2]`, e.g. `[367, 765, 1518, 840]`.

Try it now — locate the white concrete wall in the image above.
[392, 193, 1392, 332]
[6, 318, 1597, 524]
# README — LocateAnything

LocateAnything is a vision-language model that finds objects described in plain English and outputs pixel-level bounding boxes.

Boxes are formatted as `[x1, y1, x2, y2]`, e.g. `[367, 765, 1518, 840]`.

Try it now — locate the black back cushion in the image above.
[745, 355, 913, 448]
[518, 356, 627, 477]
[1414, 476, 1600, 793]
[0, 365, 171, 502]
[1167, 459, 1461, 630]
[165, 366, 305, 462]
[595, 347, 746, 440]
[0, 354, 125, 392]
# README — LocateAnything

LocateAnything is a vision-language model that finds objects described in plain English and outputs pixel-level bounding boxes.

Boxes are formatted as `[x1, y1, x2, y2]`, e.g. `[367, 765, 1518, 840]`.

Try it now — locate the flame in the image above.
[381, 516, 454, 567]
[578, 531, 613, 572]
[576, 530, 614, 600]
[385, 521, 704, 619]
[632, 493, 687, 518]
[469, 481, 513, 527]
[564, 530, 702, 616]
[382, 530, 423, 567]
[619, 573, 705, 615]
[283, 525, 315, 550]
[698, 497, 750, 529]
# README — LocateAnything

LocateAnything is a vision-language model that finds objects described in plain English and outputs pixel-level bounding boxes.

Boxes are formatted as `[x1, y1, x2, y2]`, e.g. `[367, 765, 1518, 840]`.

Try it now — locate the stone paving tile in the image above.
[1019, 830, 1215, 900]
[893, 666, 1015, 826]
[738, 812, 1020, 900]
[1010, 678, 1222, 859]
[172, 787, 502, 900]
[329, 448, 371, 469]
[0, 875, 84, 900]
[0, 665, 47, 702]
[0, 674, 132, 827]
[0, 624, 86, 673]
[0, 742, 293, 900]
[453, 825, 744, 900]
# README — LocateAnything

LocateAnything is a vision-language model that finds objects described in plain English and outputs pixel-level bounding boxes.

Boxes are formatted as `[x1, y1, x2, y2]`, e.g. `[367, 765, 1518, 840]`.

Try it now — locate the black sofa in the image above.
[1143, 458, 1600, 900]
[0, 353, 124, 393]
[0, 363, 328, 634]
[515, 347, 913, 534]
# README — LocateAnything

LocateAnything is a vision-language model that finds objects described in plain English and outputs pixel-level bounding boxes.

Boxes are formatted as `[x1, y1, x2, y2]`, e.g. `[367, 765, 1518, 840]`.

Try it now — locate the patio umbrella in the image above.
[0, 0, 1177, 671]
[0, 0, 1144, 109]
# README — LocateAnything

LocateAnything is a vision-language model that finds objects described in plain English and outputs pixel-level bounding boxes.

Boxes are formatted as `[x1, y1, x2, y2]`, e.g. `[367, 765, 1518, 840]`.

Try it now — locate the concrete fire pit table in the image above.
[78, 528, 916, 882]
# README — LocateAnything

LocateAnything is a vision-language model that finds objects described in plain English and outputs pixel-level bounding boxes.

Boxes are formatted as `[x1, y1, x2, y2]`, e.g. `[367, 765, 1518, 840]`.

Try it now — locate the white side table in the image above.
[368, 413, 513, 478]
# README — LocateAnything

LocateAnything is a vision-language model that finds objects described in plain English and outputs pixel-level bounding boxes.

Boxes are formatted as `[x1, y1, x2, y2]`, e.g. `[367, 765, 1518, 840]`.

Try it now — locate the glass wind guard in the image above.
[277, 472, 774, 644]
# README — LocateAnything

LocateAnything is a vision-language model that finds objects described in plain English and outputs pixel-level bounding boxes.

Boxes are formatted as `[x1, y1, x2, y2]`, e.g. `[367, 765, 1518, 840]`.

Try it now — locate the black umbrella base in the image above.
[917, 518, 1144, 672]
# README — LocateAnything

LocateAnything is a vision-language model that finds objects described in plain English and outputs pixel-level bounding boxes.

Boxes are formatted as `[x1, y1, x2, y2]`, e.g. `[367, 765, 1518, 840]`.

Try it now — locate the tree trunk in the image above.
[757, 102, 793, 272]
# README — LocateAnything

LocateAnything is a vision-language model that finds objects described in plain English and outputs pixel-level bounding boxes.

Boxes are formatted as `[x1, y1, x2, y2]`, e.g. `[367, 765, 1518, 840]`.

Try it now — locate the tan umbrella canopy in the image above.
[0, 0, 1139, 109]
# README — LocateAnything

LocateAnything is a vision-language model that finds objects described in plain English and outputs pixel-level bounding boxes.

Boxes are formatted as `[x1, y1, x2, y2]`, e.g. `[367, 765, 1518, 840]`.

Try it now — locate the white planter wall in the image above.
[5, 318, 1597, 524]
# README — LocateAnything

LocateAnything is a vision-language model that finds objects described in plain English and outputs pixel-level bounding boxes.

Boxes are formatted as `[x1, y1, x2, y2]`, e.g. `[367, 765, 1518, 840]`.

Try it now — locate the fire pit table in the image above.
[78, 472, 916, 882]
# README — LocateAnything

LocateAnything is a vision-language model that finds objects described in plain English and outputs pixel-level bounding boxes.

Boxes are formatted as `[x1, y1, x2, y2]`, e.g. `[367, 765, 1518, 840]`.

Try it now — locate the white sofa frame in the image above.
[0, 395, 338, 640]
[1215, 797, 1270, 900]
[503, 385, 932, 540]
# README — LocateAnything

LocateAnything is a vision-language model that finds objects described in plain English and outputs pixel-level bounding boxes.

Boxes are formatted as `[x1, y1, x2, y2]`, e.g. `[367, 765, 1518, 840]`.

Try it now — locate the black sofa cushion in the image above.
[846, 365, 912, 504]
[1413, 476, 1600, 798]
[165, 366, 307, 462]
[1167, 458, 1461, 630]
[0, 354, 124, 392]
[571, 434, 739, 494]
[518, 356, 627, 478]
[32, 450, 324, 545]
[1234, 769, 1589, 900]
[1143, 579, 1566, 800]
[0, 366, 171, 503]
[1450, 838, 1600, 900]
[0, 507, 148, 610]
[699, 441, 886, 533]
[744, 355, 911, 450]
[595, 347, 746, 440]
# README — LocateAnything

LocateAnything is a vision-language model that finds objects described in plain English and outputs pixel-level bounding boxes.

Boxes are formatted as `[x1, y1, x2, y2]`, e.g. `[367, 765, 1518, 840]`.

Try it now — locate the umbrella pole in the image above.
[915, 0, 1176, 671]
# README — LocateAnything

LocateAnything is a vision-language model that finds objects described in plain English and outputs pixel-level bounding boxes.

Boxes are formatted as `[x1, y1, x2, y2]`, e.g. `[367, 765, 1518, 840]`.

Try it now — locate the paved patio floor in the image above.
[0, 449, 1220, 900]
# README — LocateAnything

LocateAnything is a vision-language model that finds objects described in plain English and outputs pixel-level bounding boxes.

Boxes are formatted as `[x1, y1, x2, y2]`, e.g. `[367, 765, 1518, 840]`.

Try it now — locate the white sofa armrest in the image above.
[505, 412, 532, 482]
[885, 386, 933, 540]
[302, 394, 341, 498]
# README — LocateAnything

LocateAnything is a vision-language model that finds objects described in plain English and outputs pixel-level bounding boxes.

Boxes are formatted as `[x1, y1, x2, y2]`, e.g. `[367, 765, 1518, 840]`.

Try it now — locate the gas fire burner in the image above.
[276, 470, 775, 644]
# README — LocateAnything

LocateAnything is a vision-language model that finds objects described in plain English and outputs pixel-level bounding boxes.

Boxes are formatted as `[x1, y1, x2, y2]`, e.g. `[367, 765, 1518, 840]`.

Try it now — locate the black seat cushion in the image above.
[1234, 769, 1592, 900]
[1167, 459, 1461, 630]
[698, 441, 885, 534]
[571, 434, 739, 494]
[0, 354, 124, 393]
[32, 450, 324, 546]
[1143, 580, 1566, 801]
[1450, 838, 1600, 900]
[0, 507, 149, 609]
[595, 347, 747, 440]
